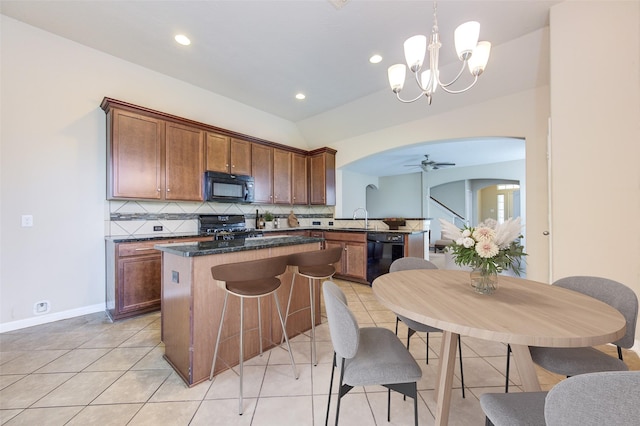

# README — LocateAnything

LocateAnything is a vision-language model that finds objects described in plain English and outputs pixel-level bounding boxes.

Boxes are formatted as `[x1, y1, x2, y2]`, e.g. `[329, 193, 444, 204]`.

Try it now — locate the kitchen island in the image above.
[156, 235, 323, 386]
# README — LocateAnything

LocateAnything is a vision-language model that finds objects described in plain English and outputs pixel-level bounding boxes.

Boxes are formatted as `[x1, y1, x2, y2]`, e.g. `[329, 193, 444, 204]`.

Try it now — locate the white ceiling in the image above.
[0, 0, 554, 176]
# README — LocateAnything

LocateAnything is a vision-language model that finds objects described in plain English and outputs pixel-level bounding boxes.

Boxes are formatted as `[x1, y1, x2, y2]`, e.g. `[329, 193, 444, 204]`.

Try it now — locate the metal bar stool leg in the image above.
[257, 297, 263, 355]
[210, 292, 229, 381]
[309, 278, 317, 365]
[273, 292, 299, 379]
[280, 274, 296, 346]
[238, 297, 244, 415]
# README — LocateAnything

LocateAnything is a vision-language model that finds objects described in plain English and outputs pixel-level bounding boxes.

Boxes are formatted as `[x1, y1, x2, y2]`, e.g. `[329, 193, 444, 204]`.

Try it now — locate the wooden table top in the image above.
[373, 269, 626, 348]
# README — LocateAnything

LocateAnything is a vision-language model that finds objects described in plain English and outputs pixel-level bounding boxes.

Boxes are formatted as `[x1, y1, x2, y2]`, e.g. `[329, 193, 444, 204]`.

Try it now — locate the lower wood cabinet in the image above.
[323, 231, 367, 284]
[106, 237, 209, 320]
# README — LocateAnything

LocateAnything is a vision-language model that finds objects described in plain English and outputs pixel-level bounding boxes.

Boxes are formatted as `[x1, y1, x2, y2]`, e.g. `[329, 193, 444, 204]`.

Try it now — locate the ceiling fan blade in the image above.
[434, 162, 456, 166]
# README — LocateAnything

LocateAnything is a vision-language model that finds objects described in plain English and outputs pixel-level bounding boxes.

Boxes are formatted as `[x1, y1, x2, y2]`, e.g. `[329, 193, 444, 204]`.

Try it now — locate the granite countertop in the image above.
[105, 227, 426, 244]
[155, 235, 324, 257]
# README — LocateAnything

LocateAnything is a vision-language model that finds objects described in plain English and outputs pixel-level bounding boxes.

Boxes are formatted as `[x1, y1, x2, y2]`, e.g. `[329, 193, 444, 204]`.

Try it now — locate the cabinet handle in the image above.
[166, 188, 171, 192]
[157, 188, 161, 192]
[135, 247, 155, 251]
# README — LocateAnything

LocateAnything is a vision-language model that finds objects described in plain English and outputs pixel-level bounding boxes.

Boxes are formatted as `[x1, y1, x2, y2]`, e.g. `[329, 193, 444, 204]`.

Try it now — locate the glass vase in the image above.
[470, 267, 498, 295]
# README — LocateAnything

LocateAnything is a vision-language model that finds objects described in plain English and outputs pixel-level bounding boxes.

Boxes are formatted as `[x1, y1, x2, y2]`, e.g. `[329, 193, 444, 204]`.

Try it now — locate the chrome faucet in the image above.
[352, 207, 368, 229]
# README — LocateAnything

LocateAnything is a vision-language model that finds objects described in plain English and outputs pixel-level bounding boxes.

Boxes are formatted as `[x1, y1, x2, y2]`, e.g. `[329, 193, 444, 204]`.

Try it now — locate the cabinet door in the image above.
[165, 122, 204, 201]
[292, 153, 308, 205]
[110, 109, 164, 199]
[343, 241, 366, 280]
[230, 138, 252, 175]
[205, 132, 229, 173]
[310, 152, 336, 205]
[324, 240, 345, 274]
[273, 148, 292, 204]
[117, 254, 162, 317]
[252, 144, 273, 203]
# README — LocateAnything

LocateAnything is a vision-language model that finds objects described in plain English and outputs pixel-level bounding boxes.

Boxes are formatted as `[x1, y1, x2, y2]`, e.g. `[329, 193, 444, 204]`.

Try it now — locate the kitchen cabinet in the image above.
[252, 144, 273, 203]
[106, 236, 210, 321]
[310, 149, 336, 206]
[107, 109, 164, 199]
[165, 122, 205, 201]
[273, 148, 292, 204]
[292, 153, 308, 205]
[105, 106, 204, 201]
[205, 133, 251, 175]
[324, 231, 367, 284]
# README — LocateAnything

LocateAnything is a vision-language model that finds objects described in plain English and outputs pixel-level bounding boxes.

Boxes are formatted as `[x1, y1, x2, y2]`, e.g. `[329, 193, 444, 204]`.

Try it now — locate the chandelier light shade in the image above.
[388, 0, 491, 104]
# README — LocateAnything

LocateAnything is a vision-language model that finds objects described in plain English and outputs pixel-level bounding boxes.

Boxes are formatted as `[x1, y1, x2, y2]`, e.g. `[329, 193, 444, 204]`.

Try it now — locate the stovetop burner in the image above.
[198, 214, 262, 240]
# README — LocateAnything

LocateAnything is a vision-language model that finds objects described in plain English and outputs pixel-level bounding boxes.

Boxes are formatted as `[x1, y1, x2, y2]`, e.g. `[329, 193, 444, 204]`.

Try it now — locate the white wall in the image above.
[549, 1, 640, 307]
[0, 16, 307, 330]
[366, 173, 423, 218]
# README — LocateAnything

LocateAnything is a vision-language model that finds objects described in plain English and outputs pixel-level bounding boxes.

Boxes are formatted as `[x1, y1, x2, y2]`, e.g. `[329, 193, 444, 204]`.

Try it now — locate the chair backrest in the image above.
[389, 257, 438, 272]
[211, 255, 288, 283]
[322, 281, 359, 359]
[544, 371, 640, 425]
[553, 276, 638, 348]
[288, 246, 343, 268]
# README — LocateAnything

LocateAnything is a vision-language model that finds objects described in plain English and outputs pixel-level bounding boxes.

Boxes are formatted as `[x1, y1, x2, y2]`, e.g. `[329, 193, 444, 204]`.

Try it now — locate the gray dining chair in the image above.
[322, 280, 422, 426]
[389, 257, 466, 397]
[504, 276, 637, 389]
[480, 370, 640, 426]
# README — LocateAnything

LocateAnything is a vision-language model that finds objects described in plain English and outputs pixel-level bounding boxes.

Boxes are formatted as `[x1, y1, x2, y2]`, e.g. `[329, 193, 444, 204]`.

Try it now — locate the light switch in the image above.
[172, 271, 179, 283]
[21, 215, 33, 227]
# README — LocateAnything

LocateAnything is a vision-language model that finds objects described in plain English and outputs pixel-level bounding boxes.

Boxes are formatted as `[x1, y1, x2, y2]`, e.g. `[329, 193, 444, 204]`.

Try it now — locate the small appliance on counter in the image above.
[199, 214, 263, 240]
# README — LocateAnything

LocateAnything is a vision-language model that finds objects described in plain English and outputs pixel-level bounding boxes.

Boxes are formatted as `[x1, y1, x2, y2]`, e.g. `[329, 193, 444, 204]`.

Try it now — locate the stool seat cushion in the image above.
[226, 277, 281, 297]
[342, 327, 422, 387]
[298, 264, 336, 279]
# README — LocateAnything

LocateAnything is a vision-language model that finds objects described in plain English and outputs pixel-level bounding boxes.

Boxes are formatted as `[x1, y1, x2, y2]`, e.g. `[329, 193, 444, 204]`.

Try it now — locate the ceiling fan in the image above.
[404, 155, 456, 172]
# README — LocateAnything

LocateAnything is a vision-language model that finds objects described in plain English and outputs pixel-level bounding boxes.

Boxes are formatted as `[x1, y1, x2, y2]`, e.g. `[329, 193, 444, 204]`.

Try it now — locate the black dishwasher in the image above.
[366, 232, 405, 284]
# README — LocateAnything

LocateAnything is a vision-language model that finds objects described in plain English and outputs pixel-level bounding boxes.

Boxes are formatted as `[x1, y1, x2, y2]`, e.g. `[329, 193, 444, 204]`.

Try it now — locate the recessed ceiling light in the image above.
[369, 54, 382, 64]
[295, 93, 306, 100]
[175, 34, 191, 46]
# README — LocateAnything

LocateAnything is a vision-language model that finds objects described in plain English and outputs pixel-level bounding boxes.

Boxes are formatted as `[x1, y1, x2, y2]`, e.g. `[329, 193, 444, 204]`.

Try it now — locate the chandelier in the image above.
[387, 0, 491, 104]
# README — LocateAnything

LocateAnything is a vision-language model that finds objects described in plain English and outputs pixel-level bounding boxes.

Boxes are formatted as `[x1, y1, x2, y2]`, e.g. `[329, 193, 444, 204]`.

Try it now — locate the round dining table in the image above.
[372, 269, 626, 426]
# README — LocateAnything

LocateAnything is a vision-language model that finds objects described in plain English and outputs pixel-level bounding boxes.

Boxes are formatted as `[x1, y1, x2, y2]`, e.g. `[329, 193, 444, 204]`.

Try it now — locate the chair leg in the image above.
[280, 273, 297, 345]
[395, 317, 399, 335]
[387, 388, 391, 422]
[210, 292, 229, 381]
[458, 334, 465, 399]
[325, 352, 336, 426]
[505, 344, 511, 393]
[273, 293, 298, 380]
[309, 278, 317, 365]
[618, 345, 623, 360]
[334, 357, 347, 426]
[426, 333, 430, 364]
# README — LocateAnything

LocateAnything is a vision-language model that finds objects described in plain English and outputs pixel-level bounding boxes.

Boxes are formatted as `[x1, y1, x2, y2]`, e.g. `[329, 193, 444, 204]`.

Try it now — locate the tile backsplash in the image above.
[105, 200, 335, 237]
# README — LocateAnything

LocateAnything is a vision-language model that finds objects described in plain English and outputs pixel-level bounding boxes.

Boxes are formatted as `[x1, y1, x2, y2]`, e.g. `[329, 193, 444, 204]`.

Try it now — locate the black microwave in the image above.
[204, 171, 255, 203]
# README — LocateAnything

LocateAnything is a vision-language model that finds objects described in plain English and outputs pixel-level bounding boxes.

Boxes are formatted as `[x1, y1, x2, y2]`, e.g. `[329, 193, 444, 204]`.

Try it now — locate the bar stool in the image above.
[210, 255, 298, 415]
[282, 246, 343, 365]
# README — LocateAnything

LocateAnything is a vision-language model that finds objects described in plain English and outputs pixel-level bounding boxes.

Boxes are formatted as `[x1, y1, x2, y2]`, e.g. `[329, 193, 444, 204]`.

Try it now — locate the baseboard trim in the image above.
[0, 303, 106, 333]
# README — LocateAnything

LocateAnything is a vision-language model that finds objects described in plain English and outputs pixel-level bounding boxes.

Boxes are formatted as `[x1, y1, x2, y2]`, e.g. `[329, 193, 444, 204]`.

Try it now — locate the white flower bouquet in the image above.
[439, 217, 526, 276]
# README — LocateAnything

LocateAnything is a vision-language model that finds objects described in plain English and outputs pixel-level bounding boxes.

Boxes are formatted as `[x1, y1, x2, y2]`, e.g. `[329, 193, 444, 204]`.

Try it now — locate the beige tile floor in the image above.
[1, 278, 638, 425]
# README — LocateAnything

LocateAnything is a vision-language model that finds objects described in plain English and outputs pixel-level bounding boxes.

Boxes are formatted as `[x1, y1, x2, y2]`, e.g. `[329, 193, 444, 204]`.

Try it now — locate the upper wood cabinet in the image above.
[205, 133, 251, 175]
[165, 122, 204, 201]
[106, 107, 204, 201]
[273, 148, 292, 204]
[252, 144, 273, 203]
[292, 153, 308, 205]
[108, 109, 164, 199]
[102, 98, 337, 205]
[310, 149, 336, 206]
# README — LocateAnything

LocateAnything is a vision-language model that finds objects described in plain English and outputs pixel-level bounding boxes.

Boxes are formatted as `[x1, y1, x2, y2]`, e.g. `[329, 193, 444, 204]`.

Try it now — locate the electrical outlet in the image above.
[312, 221, 321, 226]
[21, 215, 33, 227]
[172, 271, 179, 283]
[153, 225, 163, 231]
[33, 300, 50, 315]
